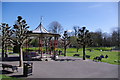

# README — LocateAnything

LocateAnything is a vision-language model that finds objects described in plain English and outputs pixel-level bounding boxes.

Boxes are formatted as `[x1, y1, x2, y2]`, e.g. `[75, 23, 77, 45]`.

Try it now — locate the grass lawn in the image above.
[23, 47, 119, 65]
[0, 49, 1, 57]
[65, 47, 119, 65]
[5, 47, 119, 65]
[0, 75, 23, 80]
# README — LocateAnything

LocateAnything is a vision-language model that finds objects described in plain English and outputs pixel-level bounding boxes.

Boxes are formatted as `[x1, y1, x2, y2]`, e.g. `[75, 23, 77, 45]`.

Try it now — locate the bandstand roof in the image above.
[32, 22, 49, 33]
[27, 22, 60, 37]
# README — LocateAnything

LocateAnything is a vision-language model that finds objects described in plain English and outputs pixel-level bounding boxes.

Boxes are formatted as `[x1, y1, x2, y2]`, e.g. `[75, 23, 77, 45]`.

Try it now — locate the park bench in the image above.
[2, 64, 18, 72]
[73, 54, 80, 57]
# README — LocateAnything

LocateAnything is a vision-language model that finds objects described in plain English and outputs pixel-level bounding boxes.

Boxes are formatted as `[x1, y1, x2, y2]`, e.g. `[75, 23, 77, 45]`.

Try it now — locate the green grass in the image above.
[87, 47, 112, 51]
[0, 75, 23, 80]
[22, 47, 119, 65]
[27, 47, 118, 65]
[65, 47, 119, 65]
[0, 49, 1, 52]
[0, 74, 11, 79]
[7, 47, 119, 65]
[23, 47, 46, 51]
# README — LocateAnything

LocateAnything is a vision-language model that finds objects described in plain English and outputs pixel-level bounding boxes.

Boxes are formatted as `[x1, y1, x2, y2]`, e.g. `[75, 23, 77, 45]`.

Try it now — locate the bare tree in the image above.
[0, 29, 1, 48]
[102, 32, 111, 47]
[95, 30, 103, 47]
[13, 16, 29, 67]
[61, 31, 70, 56]
[90, 31, 103, 47]
[48, 21, 63, 34]
[72, 26, 81, 52]
[77, 27, 92, 60]
[73, 26, 79, 37]
[111, 28, 119, 47]
[1, 23, 13, 59]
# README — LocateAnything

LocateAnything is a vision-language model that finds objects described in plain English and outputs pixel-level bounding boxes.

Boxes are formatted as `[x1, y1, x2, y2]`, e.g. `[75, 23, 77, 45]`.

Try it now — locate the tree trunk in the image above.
[5, 46, 8, 58]
[64, 47, 66, 56]
[19, 46, 23, 67]
[2, 41, 5, 60]
[77, 47, 79, 52]
[83, 45, 86, 60]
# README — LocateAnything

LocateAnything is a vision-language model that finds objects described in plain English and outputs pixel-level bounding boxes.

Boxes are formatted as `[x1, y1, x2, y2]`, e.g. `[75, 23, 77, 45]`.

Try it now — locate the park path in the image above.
[0, 56, 118, 78]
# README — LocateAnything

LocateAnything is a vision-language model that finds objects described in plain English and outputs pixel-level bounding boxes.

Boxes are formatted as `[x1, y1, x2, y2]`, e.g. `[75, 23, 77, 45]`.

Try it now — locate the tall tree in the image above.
[111, 30, 119, 47]
[13, 16, 29, 67]
[77, 27, 92, 60]
[72, 26, 81, 52]
[61, 31, 70, 56]
[90, 31, 103, 47]
[1, 23, 13, 59]
[0, 28, 1, 48]
[69, 36, 81, 52]
[48, 21, 63, 34]
[118, 27, 120, 47]
[102, 32, 111, 47]
[73, 26, 79, 37]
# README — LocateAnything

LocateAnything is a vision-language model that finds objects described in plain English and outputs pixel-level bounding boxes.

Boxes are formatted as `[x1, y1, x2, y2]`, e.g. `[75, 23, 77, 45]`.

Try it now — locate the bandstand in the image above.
[26, 21, 60, 60]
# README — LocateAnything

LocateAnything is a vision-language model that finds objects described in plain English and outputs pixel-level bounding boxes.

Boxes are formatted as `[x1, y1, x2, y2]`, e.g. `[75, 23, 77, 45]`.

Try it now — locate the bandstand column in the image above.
[45, 37, 48, 53]
[49, 37, 52, 55]
[39, 36, 43, 58]
[53, 36, 58, 60]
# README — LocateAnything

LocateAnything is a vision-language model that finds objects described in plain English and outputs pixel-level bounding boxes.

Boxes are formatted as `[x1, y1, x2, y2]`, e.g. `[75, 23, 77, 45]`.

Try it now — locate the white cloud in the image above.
[67, 30, 73, 33]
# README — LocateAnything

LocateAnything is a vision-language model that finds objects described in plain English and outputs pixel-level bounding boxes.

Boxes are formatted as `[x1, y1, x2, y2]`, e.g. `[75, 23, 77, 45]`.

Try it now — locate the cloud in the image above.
[67, 30, 73, 32]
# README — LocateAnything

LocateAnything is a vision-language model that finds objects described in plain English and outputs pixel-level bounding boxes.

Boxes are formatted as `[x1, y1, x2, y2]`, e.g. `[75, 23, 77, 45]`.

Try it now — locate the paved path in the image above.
[0, 56, 118, 78]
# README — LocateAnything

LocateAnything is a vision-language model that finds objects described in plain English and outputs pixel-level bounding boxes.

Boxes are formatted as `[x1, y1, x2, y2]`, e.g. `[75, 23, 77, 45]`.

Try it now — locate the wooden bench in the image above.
[2, 64, 18, 72]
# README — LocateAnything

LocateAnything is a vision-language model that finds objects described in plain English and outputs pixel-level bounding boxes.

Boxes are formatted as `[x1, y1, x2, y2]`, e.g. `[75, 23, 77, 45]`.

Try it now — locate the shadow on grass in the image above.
[1, 57, 20, 61]
[10, 75, 26, 78]
[1, 70, 26, 79]
[1, 70, 13, 74]
[56, 58, 81, 61]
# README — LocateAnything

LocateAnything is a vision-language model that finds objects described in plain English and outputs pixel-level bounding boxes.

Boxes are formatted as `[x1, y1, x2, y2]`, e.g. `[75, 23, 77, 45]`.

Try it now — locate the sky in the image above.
[2, 2, 118, 34]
